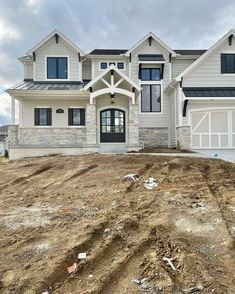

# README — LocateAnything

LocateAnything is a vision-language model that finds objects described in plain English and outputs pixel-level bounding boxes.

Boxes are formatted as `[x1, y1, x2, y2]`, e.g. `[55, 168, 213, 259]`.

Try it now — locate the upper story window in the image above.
[34, 108, 52, 126]
[47, 57, 68, 79]
[141, 84, 161, 113]
[140, 68, 161, 81]
[221, 53, 235, 74]
[100, 62, 125, 70]
[68, 108, 85, 126]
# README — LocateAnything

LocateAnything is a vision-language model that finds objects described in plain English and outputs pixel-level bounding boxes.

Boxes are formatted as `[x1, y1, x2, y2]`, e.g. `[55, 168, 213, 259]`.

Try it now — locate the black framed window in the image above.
[68, 108, 85, 126]
[140, 68, 161, 81]
[100, 62, 107, 69]
[117, 62, 124, 69]
[221, 54, 235, 73]
[47, 57, 68, 79]
[34, 108, 52, 126]
[141, 85, 161, 112]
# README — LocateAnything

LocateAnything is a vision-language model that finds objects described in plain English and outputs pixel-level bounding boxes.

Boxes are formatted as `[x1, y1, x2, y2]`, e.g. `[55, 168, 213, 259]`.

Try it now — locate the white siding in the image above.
[168, 89, 176, 147]
[24, 62, 33, 79]
[172, 59, 195, 79]
[82, 62, 91, 80]
[91, 57, 129, 79]
[131, 38, 170, 128]
[34, 38, 81, 81]
[21, 98, 89, 128]
[184, 36, 235, 86]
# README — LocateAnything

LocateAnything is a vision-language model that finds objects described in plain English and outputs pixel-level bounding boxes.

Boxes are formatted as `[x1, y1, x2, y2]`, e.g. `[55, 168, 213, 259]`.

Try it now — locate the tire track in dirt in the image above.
[36, 218, 108, 294]
[63, 164, 98, 183]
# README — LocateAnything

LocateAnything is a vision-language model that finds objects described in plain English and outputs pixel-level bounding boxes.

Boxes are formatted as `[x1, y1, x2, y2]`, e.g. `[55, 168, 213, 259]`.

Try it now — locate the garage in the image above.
[191, 109, 235, 149]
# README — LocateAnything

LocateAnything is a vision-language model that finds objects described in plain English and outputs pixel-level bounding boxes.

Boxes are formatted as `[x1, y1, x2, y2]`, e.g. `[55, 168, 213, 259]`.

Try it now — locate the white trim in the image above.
[84, 64, 141, 92]
[175, 29, 235, 81]
[189, 108, 235, 149]
[124, 32, 176, 56]
[44, 55, 70, 81]
[138, 61, 165, 64]
[184, 97, 235, 101]
[27, 29, 86, 56]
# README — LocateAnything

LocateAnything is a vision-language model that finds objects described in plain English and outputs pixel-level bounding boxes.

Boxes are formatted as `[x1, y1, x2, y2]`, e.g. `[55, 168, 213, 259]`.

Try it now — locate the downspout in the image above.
[170, 84, 177, 148]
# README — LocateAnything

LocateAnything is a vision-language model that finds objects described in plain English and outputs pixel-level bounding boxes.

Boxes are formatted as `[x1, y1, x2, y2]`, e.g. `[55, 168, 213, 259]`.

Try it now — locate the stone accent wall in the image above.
[129, 104, 139, 144]
[139, 127, 168, 147]
[86, 104, 96, 144]
[18, 128, 85, 146]
[176, 126, 191, 150]
[7, 125, 19, 145]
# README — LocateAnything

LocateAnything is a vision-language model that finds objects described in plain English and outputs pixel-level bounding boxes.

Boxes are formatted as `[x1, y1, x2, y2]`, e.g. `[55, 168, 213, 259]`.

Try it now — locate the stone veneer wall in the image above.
[7, 125, 19, 145]
[176, 126, 191, 150]
[139, 127, 168, 147]
[129, 104, 139, 144]
[18, 128, 86, 146]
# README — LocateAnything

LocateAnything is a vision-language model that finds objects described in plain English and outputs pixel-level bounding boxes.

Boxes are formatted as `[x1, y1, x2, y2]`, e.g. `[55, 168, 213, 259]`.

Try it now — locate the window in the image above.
[100, 62, 107, 69]
[140, 68, 161, 81]
[100, 62, 125, 70]
[68, 108, 85, 126]
[221, 54, 235, 73]
[34, 108, 52, 126]
[141, 85, 161, 112]
[117, 62, 124, 69]
[47, 57, 68, 79]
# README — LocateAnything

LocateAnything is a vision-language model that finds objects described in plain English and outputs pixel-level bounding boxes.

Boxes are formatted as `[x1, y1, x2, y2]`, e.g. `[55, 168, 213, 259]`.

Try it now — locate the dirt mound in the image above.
[0, 154, 234, 293]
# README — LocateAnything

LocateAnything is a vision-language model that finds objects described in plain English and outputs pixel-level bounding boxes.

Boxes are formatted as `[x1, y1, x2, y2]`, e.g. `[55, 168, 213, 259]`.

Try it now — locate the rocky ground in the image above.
[0, 154, 234, 294]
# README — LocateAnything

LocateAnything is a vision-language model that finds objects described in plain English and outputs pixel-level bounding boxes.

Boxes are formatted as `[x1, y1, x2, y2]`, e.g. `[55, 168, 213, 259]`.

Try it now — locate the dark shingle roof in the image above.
[138, 54, 165, 61]
[183, 87, 235, 97]
[89, 49, 128, 55]
[174, 50, 207, 55]
[9, 80, 84, 91]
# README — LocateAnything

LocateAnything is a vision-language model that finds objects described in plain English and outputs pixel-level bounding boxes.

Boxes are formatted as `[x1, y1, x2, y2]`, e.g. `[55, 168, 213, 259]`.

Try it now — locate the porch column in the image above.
[86, 104, 97, 144]
[11, 96, 15, 124]
[129, 103, 139, 144]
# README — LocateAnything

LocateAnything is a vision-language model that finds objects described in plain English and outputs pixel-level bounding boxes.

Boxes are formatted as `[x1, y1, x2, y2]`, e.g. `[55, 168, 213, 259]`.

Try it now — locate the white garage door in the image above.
[191, 110, 235, 149]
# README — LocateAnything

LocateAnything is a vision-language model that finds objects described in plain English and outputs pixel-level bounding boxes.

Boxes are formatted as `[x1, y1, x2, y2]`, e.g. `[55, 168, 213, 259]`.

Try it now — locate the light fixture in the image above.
[110, 94, 115, 104]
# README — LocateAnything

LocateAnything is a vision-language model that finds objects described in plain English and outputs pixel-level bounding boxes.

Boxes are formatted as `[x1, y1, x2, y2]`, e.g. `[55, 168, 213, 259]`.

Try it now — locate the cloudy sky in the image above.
[0, 0, 235, 124]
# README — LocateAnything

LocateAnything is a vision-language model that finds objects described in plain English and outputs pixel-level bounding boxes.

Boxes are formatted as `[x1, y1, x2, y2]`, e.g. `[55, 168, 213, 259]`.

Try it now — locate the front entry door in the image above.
[100, 109, 125, 142]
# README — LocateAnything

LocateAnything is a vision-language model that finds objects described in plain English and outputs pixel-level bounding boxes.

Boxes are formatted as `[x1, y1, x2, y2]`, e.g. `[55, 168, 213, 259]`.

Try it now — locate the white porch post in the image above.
[11, 96, 16, 125]
[86, 104, 97, 144]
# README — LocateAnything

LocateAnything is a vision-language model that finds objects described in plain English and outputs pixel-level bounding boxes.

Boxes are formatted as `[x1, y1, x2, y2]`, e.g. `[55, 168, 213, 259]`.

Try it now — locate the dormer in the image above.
[19, 29, 86, 82]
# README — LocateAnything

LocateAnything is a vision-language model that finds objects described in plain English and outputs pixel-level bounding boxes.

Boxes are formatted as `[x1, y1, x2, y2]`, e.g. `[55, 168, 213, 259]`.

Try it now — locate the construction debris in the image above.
[123, 174, 139, 182]
[144, 177, 158, 190]
[78, 252, 87, 260]
[163, 257, 177, 271]
[67, 262, 78, 274]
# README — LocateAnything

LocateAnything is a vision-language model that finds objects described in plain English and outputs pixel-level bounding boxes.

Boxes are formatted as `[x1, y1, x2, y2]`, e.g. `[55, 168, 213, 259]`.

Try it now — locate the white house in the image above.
[5, 29, 235, 159]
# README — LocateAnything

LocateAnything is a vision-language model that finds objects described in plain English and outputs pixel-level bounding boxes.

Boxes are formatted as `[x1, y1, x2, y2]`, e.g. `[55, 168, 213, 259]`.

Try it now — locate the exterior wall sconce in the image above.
[110, 94, 115, 104]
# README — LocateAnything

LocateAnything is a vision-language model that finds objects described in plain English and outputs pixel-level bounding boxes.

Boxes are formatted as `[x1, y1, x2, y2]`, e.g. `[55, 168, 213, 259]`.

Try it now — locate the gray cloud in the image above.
[0, 0, 235, 124]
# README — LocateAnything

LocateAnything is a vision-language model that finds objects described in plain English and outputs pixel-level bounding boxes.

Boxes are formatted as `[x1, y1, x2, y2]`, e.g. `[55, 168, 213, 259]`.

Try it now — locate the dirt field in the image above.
[0, 154, 234, 294]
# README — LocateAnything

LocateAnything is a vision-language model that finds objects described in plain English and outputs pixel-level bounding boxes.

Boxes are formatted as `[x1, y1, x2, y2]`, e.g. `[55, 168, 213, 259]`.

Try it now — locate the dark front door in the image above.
[100, 109, 125, 142]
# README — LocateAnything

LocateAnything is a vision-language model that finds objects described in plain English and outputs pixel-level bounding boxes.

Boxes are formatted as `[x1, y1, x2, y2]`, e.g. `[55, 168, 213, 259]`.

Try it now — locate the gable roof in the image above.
[27, 29, 86, 56]
[84, 64, 141, 92]
[89, 49, 128, 55]
[124, 32, 177, 57]
[175, 29, 235, 81]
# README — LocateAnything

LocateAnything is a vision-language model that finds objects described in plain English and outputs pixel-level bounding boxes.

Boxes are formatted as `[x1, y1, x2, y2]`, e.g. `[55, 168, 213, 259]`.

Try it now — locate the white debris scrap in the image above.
[163, 257, 177, 271]
[144, 177, 158, 190]
[123, 174, 139, 182]
[78, 252, 87, 260]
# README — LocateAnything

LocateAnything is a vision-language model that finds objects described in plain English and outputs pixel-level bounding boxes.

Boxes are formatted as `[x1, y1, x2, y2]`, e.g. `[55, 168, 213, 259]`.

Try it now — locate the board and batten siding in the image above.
[131, 39, 170, 128]
[20, 99, 89, 128]
[82, 62, 92, 80]
[172, 59, 195, 79]
[183, 36, 235, 87]
[24, 62, 33, 79]
[168, 89, 176, 147]
[34, 38, 81, 81]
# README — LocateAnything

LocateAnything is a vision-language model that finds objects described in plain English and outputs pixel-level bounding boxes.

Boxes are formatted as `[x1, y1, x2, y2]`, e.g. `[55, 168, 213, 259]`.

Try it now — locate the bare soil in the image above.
[0, 154, 234, 294]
